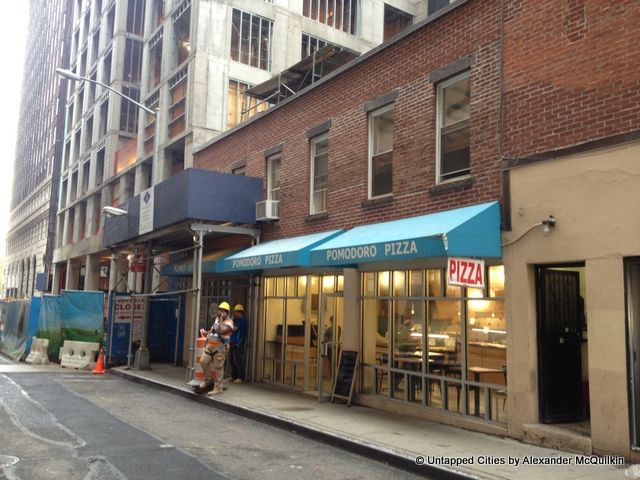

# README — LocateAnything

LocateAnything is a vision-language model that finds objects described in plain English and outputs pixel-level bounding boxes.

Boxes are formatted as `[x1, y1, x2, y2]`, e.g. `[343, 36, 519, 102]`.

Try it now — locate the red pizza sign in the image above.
[447, 257, 485, 288]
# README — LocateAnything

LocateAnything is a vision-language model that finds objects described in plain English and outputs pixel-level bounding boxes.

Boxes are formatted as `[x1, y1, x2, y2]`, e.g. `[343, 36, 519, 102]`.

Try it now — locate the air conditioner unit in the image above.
[256, 199, 280, 221]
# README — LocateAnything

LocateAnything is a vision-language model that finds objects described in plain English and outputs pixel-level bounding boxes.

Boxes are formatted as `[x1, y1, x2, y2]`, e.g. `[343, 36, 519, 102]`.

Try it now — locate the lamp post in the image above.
[57, 68, 162, 370]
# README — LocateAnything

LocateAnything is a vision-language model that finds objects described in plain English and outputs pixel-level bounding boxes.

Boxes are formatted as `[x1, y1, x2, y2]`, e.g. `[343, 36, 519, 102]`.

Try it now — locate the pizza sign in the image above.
[447, 257, 485, 288]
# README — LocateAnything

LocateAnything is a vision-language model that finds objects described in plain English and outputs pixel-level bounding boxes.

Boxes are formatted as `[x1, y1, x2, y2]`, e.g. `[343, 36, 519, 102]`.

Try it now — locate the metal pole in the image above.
[126, 295, 134, 369]
[134, 242, 152, 369]
[187, 230, 204, 383]
[151, 107, 161, 186]
[107, 291, 115, 363]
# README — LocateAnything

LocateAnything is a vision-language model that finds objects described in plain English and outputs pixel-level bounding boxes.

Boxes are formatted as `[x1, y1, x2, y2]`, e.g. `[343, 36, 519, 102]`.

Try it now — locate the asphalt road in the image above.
[0, 367, 427, 480]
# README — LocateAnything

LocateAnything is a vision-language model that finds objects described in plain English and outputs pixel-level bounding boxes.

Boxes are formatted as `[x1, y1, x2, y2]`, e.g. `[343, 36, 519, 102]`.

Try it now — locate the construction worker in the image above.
[198, 301, 234, 395]
[229, 304, 248, 384]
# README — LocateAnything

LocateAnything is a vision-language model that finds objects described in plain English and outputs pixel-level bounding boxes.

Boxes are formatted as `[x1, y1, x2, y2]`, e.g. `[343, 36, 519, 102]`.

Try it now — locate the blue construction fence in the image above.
[0, 290, 104, 361]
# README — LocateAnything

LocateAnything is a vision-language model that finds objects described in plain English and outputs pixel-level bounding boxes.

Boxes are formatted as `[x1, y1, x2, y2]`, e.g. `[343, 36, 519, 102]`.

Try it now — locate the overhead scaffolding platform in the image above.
[244, 45, 359, 110]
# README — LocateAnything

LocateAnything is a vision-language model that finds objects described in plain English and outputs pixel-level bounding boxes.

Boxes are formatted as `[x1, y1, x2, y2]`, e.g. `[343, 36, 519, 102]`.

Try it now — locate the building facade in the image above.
[501, 0, 640, 459]
[51, 0, 439, 294]
[194, 0, 506, 435]
[4, 0, 73, 299]
[186, 0, 640, 460]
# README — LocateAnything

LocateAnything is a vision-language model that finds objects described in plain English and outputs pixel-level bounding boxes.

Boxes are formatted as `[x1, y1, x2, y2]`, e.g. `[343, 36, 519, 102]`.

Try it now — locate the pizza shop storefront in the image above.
[220, 202, 507, 428]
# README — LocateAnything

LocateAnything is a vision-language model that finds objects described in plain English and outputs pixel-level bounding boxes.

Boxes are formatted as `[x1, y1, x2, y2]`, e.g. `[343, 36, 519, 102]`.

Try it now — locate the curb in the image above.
[109, 368, 478, 480]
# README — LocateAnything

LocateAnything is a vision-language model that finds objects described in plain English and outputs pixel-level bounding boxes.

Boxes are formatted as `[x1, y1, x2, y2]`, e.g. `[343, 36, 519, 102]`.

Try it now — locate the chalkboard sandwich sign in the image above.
[331, 350, 359, 406]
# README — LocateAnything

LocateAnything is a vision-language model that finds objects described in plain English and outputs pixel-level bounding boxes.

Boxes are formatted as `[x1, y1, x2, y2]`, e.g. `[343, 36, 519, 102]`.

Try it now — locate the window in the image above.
[168, 69, 187, 138]
[231, 9, 273, 71]
[84, 116, 93, 151]
[437, 72, 470, 183]
[267, 153, 281, 201]
[98, 99, 109, 138]
[173, 4, 191, 68]
[119, 87, 140, 133]
[310, 135, 328, 214]
[143, 93, 159, 155]
[106, 6, 115, 40]
[123, 39, 143, 83]
[368, 105, 393, 198]
[301, 33, 329, 60]
[87, 70, 97, 105]
[95, 148, 105, 186]
[383, 4, 413, 41]
[153, 0, 165, 27]
[149, 33, 163, 88]
[302, 0, 358, 35]
[360, 267, 506, 421]
[102, 50, 112, 86]
[126, 0, 145, 35]
[227, 79, 269, 129]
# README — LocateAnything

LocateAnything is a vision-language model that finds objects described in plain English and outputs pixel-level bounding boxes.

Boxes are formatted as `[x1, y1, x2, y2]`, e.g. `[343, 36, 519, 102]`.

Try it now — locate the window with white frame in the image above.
[267, 153, 281, 201]
[437, 72, 470, 183]
[310, 134, 328, 214]
[369, 104, 394, 198]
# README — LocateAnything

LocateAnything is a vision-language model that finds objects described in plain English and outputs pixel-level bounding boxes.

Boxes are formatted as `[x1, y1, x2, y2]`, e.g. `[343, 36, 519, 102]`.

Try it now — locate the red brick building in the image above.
[192, 0, 640, 458]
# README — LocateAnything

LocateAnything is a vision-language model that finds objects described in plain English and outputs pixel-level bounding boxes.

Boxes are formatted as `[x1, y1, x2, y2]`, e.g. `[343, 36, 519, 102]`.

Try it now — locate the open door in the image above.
[536, 267, 584, 423]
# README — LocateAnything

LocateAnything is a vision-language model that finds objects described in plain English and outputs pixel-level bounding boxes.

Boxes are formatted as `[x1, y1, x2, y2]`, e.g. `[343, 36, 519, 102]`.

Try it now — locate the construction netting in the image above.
[0, 291, 104, 361]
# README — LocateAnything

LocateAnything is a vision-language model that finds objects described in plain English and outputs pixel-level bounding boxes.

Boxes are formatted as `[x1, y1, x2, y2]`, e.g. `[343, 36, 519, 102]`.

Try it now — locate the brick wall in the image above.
[503, 0, 640, 158]
[195, 0, 502, 242]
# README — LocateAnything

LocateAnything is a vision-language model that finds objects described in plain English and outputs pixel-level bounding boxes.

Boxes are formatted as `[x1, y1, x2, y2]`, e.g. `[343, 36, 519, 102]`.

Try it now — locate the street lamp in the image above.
[57, 67, 162, 370]
[102, 206, 128, 217]
[55, 68, 162, 185]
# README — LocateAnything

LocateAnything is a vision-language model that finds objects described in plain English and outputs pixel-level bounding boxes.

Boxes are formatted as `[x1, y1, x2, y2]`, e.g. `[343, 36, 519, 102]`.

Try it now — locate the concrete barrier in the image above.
[25, 337, 50, 365]
[60, 340, 100, 369]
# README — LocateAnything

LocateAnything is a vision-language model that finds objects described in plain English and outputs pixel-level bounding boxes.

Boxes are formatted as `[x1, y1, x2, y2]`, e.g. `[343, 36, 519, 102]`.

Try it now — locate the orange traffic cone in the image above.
[93, 348, 106, 375]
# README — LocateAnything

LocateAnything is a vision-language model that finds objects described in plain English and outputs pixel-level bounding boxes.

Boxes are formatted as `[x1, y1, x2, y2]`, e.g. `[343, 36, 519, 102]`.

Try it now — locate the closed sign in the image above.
[448, 257, 485, 288]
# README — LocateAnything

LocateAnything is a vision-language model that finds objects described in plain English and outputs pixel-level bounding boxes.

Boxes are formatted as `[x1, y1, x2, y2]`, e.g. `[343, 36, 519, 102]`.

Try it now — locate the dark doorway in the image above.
[536, 266, 586, 423]
[148, 296, 183, 364]
[625, 258, 640, 449]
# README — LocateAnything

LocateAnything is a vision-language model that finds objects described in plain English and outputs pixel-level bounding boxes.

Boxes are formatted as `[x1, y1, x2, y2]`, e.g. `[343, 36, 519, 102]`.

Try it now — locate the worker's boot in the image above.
[194, 381, 214, 394]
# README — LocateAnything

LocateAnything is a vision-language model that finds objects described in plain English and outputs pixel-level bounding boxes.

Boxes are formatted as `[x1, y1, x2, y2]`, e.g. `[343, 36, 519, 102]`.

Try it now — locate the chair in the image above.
[495, 364, 508, 413]
[376, 352, 388, 393]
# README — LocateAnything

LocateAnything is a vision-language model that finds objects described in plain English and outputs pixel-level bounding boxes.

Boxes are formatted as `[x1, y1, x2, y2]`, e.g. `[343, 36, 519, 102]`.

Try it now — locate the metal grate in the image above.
[0, 456, 19, 468]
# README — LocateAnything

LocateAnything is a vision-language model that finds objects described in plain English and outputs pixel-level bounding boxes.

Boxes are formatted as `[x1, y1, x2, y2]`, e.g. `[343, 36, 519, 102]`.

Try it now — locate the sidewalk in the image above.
[106, 363, 628, 480]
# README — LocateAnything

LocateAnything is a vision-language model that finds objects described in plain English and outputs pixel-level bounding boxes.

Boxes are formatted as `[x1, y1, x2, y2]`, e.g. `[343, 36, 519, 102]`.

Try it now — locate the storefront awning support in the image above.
[186, 228, 204, 384]
[189, 222, 260, 239]
[186, 222, 260, 384]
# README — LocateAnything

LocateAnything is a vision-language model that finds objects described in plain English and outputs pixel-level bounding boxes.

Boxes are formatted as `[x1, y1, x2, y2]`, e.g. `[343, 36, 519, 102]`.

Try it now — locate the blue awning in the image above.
[218, 230, 344, 272]
[309, 202, 501, 266]
[161, 249, 239, 276]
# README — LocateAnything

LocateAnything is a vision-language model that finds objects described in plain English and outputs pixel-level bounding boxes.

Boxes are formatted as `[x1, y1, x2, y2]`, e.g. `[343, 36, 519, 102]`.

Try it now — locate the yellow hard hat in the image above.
[218, 301, 231, 312]
[233, 304, 244, 312]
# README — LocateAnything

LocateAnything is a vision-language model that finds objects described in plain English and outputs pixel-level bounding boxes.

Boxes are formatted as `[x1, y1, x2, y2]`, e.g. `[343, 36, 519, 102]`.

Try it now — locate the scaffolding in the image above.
[242, 45, 359, 117]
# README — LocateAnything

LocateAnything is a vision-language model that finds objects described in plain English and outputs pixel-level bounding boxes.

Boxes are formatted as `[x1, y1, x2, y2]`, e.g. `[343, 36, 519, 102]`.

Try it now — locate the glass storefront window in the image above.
[287, 276, 297, 297]
[361, 266, 506, 422]
[393, 271, 406, 297]
[489, 265, 505, 298]
[378, 271, 389, 296]
[297, 275, 307, 296]
[427, 269, 442, 296]
[363, 272, 375, 296]
[262, 274, 342, 391]
[409, 270, 423, 297]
